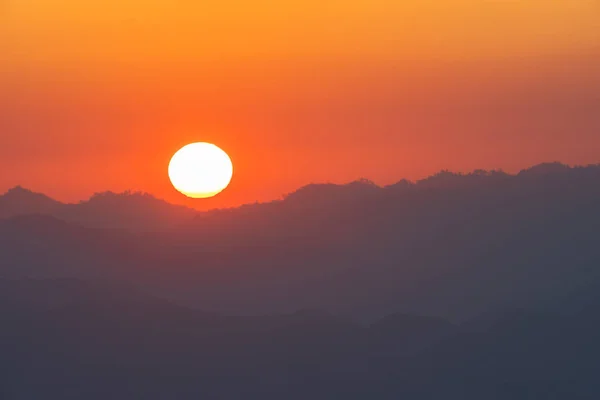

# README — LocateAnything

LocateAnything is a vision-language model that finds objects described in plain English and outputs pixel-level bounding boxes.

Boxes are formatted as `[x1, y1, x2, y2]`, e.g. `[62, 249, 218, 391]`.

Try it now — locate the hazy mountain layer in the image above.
[1, 278, 599, 399]
[1, 163, 599, 320]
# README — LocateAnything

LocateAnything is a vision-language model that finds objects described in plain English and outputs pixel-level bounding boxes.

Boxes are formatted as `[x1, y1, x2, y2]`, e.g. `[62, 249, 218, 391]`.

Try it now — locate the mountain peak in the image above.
[0, 186, 62, 218]
[284, 179, 381, 204]
[5, 185, 37, 196]
[3, 186, 60, 202]
[0, 187, 197, 231]
[519, 162, 570, 176]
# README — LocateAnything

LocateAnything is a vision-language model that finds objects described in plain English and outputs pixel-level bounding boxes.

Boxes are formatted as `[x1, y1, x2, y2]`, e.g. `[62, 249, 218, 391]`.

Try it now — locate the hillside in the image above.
[1, 163, 599, 320]
[1, 278, 599, 399]
[0, 189, 197, 231]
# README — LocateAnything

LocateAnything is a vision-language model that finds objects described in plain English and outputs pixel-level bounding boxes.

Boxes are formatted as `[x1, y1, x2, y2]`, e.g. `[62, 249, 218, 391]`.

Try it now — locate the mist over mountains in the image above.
[2, 278, 600, 399]
[2, 162, 600, 398]
[2, 162, 600, 319]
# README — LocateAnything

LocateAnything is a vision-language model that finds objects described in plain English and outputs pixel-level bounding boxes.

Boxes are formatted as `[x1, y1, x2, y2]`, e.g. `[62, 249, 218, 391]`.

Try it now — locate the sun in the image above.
[168, 142, 233, 198]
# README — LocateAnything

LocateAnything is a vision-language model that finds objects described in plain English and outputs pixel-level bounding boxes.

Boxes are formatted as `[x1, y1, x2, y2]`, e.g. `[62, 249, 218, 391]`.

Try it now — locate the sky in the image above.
[1, 0, 599, 208]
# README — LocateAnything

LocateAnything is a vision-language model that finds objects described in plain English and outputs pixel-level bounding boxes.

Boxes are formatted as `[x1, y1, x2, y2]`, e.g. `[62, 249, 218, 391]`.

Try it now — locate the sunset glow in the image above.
[2, 1, 600, 395]
[1, 1, 599, 209]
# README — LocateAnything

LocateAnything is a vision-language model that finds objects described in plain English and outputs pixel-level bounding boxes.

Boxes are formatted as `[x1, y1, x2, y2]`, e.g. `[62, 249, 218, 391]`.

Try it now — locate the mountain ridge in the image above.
[0, 188, 198, 231]
[4, 162, 598, 223]
[2, 277, 600, 399]
[2, 161, 600, 320]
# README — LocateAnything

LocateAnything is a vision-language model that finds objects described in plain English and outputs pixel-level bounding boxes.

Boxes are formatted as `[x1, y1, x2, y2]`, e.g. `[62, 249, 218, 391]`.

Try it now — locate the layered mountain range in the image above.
[2, 162, 599, 320]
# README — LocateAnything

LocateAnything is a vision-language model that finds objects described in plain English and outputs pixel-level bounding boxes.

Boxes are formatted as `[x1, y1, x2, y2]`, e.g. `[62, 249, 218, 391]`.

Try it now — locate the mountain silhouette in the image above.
[2, 278, 600, 399]
[1, 162, 600, 321]
[3, 163, 600, 398]
[0, 188, 197, 231]
[0, 186, 62, 218]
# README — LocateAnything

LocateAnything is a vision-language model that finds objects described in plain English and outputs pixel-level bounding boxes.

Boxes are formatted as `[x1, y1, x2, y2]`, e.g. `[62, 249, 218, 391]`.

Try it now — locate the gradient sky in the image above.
[2, 0, 599, 208]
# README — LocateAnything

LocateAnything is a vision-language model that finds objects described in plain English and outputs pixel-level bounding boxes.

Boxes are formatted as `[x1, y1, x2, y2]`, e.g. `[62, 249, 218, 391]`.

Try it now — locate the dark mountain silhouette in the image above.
[0, 188, 198, 231]
[518, 161, 573, 177]
[2, 278, 600, 399]
[3, 163, 600, 398]
[0, 186, 62, 218]
[1, 162, 600, 321]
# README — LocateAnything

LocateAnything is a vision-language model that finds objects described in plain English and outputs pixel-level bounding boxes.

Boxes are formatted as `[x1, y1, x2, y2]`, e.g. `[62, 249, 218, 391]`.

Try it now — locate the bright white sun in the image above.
[168, 142, 233, 198]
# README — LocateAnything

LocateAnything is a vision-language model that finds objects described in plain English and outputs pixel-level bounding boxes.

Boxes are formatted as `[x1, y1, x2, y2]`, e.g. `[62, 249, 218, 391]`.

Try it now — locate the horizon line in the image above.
[2, 161, 599, 212]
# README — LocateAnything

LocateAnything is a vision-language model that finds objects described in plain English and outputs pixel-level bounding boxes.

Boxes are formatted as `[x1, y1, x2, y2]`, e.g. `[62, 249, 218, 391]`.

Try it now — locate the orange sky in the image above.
[1, 0, 600, 209]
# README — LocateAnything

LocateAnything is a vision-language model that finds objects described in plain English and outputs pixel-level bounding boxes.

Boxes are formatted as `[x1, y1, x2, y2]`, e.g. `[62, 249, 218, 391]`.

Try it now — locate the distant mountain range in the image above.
[1, 162, 600, 320]
[0, 187, 197, 231]
[2, 162, 600, 398]
[1, 162, 587, 231]
[1, 278, 599, 399]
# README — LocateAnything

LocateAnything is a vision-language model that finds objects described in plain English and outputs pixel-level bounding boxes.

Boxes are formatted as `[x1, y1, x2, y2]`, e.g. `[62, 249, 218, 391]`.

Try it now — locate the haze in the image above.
[2, 0, 599, 208]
